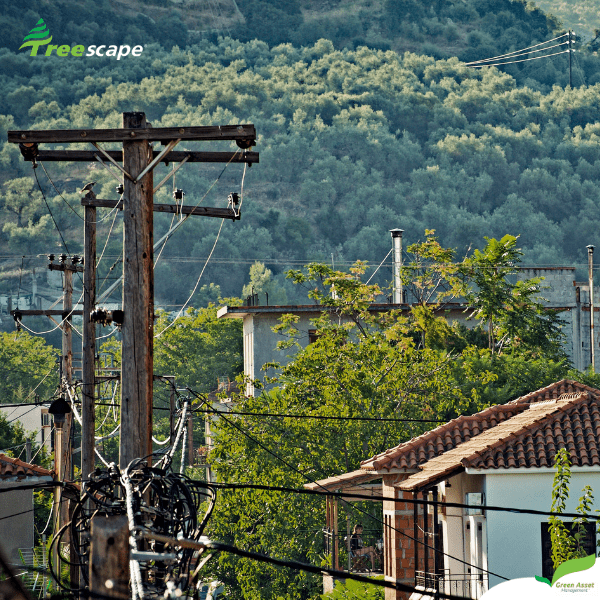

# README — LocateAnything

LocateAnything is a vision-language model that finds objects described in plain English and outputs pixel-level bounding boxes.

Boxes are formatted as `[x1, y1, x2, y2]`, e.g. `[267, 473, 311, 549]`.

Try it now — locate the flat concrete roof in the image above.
[217, 303, 471, 319]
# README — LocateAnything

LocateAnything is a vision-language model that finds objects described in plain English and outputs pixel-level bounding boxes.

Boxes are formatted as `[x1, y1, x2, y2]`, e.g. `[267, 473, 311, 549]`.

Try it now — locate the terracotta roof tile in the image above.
[398, 392, 595, 491]
[361, 380, 599, 474]
[304, 469, 380, 492]
[361, 403, 525, 472]
[0, 454, 54, 481]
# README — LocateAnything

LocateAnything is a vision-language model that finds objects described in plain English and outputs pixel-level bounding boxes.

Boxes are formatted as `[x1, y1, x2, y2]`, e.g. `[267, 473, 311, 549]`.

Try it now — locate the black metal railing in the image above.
[415, 571, 488, 599]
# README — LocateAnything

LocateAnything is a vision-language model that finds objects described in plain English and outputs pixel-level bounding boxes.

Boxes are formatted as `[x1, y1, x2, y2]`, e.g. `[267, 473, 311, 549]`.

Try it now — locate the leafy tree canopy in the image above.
[206, 234, 574, 598]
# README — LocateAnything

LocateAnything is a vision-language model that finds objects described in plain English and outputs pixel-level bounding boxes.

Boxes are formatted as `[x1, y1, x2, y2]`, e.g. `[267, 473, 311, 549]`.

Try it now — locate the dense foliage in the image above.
[206, 238, 575, 599]
[548, 448, 596, 574]
[2, 37, 600, 312]
[0, 331, 58, 404]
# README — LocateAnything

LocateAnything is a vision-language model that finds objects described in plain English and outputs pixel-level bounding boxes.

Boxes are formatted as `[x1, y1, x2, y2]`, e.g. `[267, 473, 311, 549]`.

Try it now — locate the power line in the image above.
[465, 34, 569, 65]
[148, 535, 470, 600]
[211, 482, 600, 521]
[155, 152, 246, 337]
[466, 49, 570, 68]
[188, 388, 510, 581]
[193, 408, 446, 423]
[39, 162, 84, 221]
[33, 167, 83, 287]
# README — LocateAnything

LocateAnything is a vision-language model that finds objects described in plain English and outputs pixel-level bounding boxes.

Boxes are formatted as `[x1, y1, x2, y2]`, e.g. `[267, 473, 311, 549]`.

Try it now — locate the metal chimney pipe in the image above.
[390, 229, 404, 304]
[588, 245, 596, 372]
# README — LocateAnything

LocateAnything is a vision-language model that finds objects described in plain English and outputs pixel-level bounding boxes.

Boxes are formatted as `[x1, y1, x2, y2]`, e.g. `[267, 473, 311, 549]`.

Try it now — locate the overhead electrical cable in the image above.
[211, 482, 600, 521]
[155, 153, 246, 337]
[33, 167, 83, 287]
[140, 533, 469, 600]
[39, 162, 84, 221]
[95, 151, 240, 305]
[467, 49, 570, 68]
[466, 42, 569, 66]
[465, 33, 569, 64]
[187, 388, 509, 581]
[14, 290, 84, 336]
[366, 248, 393, 284]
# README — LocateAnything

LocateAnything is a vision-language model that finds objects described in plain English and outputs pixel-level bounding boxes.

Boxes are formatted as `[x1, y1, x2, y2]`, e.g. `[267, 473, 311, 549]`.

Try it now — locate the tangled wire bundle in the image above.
[51, 461, 216, 598]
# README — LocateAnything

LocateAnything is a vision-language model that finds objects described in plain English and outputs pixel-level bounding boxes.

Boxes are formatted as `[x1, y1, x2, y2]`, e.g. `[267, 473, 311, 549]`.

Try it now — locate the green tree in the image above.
[153, 304, 243, 393]
[242, 261, 288, 305]
[0, 177, 43, 228]
[461, 235, 564, 356]
[548, 448, 596, 571]
[206, 263, 482, 599]
[0, 331, 58, 404]
[322, 577, 384, 600]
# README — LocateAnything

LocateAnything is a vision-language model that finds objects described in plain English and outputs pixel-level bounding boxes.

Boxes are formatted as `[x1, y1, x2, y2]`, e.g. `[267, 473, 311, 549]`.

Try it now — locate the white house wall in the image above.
[441, 473, 485, 578]
[0, 489, 34, 564]
[481, 468, 600, 589]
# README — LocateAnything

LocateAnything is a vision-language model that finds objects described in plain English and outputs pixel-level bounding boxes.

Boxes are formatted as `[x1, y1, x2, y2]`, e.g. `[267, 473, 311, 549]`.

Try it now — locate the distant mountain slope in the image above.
[1, 0, 566, 80]
[2, 40, 600, 307]
[532, 0, 600, 40]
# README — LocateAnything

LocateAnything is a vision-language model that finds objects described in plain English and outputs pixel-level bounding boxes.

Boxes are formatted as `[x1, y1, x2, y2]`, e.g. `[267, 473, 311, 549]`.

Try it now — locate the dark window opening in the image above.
[541, 522, 597, 581]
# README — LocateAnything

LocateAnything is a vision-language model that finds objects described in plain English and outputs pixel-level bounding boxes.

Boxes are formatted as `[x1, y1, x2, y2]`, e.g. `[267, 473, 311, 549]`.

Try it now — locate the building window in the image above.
[308, 329, 319, 344]
[541, 522, 596, 580]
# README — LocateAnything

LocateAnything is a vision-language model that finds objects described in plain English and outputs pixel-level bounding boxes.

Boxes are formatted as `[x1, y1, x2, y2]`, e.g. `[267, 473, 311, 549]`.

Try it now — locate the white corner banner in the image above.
[482, 555, 600, 599]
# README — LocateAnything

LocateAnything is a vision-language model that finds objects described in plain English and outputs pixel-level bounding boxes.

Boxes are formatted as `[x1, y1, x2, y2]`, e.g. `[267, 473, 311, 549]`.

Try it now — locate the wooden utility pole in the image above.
[61, 263, 73, 484]
[9, 117, 258, 475]
[46, 257, 83, 484]
[89, 515, 129, 599]
[82, 195, 96, 482]
[120, 112, 154, 467]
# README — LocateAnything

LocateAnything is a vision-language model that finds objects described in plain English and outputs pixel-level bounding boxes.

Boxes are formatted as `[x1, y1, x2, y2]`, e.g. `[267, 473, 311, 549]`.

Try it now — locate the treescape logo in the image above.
[19, 18, 144, 59]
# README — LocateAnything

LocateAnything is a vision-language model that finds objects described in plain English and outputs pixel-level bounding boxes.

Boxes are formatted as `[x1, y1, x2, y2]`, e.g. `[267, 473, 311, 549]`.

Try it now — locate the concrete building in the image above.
[0, 405, 52, 454]
[218, 267, 600, 394]
[217, 302, 473, 394]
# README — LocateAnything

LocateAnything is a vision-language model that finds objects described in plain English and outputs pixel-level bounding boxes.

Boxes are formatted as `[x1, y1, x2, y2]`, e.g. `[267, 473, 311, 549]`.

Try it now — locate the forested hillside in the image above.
[534, 0, 600, 40]
[1, 0, 600, 316]
[0, 0, 583, 87]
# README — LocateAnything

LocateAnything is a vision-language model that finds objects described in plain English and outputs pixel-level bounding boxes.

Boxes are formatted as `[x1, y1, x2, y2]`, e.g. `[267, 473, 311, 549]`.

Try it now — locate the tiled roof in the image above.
[508, 379, 600, 406]
[361, 403, 525, 472]
[361, 379, 598, 474]
[304, 469, 380, 492]
[470, 393, 600, 470]
[397, 392, 597, 491]
[0, 454, 54, 481]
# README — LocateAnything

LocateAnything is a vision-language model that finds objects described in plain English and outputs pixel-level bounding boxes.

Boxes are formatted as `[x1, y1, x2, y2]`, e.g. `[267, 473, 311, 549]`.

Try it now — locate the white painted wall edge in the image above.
[465, 466, 600, 475]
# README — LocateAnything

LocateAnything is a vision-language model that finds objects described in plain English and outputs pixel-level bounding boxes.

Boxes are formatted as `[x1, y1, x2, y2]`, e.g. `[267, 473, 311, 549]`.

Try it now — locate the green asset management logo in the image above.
[535, 554, 597, 589]
[19, 18, 143, 59]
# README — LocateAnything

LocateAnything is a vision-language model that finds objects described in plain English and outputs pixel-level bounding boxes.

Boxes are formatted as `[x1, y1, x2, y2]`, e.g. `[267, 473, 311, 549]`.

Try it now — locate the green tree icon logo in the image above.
[19, 18, 53, 56]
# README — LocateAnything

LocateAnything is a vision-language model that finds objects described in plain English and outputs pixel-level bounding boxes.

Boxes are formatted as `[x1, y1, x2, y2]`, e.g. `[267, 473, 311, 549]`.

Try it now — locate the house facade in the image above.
[0, 454, 54, 565]
[307, 380, 600, 599]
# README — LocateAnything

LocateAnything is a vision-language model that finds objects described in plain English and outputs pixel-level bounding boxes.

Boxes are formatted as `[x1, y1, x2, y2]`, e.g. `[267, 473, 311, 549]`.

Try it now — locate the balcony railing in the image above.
[323, 529, 383, 574]
[416, 570, 488, 599]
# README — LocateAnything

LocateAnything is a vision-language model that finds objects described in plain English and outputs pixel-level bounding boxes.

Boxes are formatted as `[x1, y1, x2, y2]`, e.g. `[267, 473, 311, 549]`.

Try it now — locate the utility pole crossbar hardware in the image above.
[8, 112, 258, 598]
[9, 112, 258, 472]
[11, 309, 84, 317]
[8, 123, 256, 144]
[81, 197, 241, 220]
[36, 150, 259, 164]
